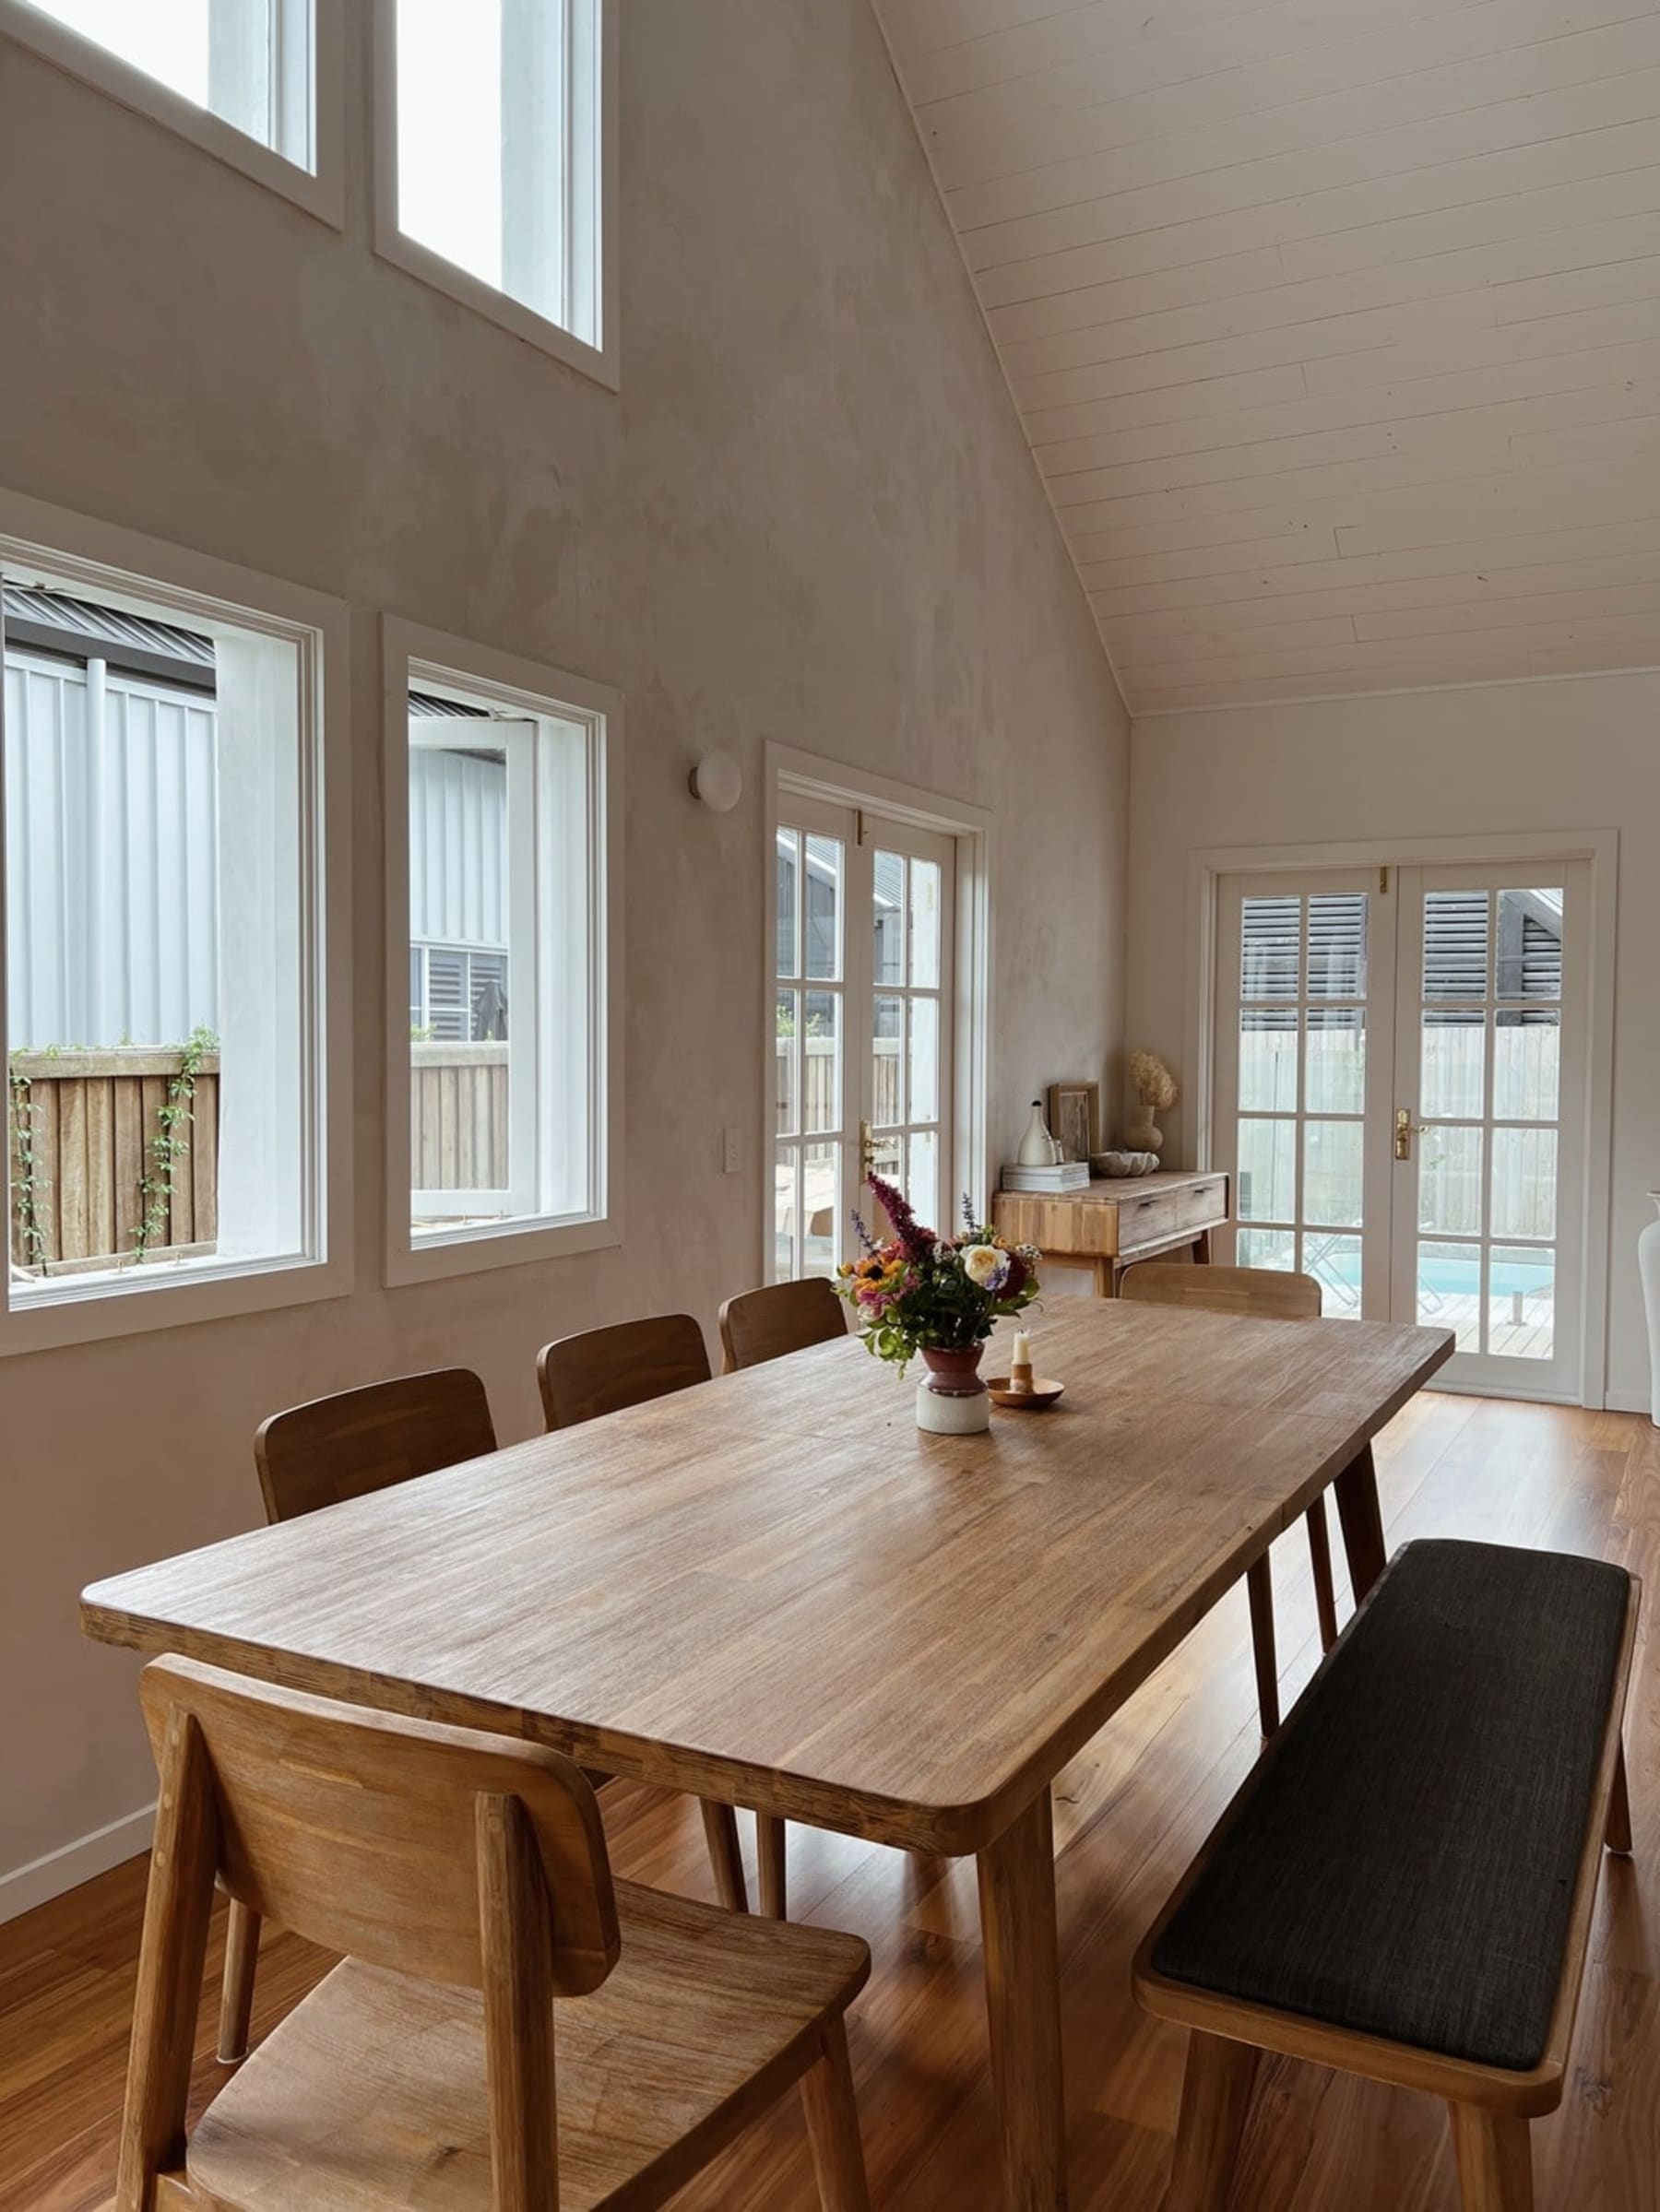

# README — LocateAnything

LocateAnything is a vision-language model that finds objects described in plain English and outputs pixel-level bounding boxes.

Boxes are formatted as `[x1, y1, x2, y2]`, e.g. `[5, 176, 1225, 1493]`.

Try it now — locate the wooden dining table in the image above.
[82, 1296, 1453, 2211]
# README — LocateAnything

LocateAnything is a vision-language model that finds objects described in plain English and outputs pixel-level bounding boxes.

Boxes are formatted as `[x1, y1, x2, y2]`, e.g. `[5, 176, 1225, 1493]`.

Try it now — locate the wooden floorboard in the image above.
[3, 1392, 1654, 2209]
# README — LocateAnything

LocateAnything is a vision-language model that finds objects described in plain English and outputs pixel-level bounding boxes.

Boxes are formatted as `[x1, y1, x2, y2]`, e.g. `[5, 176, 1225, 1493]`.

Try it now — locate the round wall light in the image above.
[689, 748, 742, 813]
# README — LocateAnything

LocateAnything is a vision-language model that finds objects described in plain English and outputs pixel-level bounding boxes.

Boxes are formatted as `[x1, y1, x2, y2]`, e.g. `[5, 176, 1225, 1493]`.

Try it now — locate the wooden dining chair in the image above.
[712, 1277, 849, 1921]
[120, 1654, 873, 2212]
[1121, 1263, 1336, 1738]
[717, 1277, 848, 1375]
[537, 1314, 760, 1921]
[215, 1367, 499, 2066]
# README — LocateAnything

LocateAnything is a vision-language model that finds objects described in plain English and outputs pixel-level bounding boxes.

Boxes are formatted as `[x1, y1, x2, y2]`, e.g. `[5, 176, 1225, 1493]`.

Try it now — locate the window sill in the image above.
[0, 2, 344, 229]
[386, 1212, 622, 1289]
[372, 227, 619, 392]
[1, 1250, 353, 1357]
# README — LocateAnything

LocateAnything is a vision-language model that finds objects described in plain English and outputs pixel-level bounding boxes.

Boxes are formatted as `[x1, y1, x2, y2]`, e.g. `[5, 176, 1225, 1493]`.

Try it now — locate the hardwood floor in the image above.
[5, 1392, 1655, 2210]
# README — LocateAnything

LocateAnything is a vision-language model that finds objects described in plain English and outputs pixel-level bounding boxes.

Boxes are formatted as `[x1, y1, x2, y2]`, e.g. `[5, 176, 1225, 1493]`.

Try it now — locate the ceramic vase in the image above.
[1018, 1100, 1059, 1167]
[1641, 1191, 1660, 1428]
[916, 1344, 991, 1435]
[1123, 1110, 1164, 1153]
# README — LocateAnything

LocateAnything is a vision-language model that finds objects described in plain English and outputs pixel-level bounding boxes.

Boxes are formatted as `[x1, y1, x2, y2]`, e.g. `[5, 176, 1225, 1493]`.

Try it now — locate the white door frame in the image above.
[1184, 828, 1618, 1410]
[764, 744, 994, 1277]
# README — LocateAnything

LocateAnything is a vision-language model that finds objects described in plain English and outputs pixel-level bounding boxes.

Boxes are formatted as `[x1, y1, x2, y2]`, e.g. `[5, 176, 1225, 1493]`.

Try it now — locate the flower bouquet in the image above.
[836, 1174, 1040, 1432]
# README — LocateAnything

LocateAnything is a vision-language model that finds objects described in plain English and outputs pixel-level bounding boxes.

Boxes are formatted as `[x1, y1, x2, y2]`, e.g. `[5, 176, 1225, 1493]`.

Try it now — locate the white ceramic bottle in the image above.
[1018, 1099, 1056, 1167]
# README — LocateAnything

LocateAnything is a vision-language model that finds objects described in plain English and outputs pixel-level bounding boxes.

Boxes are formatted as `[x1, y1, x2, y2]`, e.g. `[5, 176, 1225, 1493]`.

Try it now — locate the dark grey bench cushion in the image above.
[1151, 1539, 1630, 2071]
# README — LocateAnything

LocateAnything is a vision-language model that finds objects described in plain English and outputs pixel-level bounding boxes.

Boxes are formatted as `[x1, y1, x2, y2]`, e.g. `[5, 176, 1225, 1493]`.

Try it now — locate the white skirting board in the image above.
[1607, 1387, 1656, 1419]
[0, 1803, 155, 1925]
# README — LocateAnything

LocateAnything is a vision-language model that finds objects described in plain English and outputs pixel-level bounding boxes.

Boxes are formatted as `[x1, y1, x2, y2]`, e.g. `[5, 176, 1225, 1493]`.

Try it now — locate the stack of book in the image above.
[1001, 1159, 1090, 1193]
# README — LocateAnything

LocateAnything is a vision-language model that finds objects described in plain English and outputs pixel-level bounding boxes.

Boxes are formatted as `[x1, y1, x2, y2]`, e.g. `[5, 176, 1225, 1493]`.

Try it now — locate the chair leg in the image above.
[700, 1799, 750, 1913]
[758, 1811, 788, 1921]
[1606, 1738, 1633, 1855]
[1166, 2031, 1258, 2212]
[800, 2014, 872, 2212]
[1246, 1554, 1281, 1739]
[1450, 2105, 1535, 2212]
[1306, 1497, 1339, 1653]
[216, 1899, 261, 2064]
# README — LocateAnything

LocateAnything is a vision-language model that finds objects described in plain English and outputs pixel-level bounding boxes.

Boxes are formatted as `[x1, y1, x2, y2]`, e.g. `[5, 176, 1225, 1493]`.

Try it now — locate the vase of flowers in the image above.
[836, 1174, 1040, 1434]
[1126, 1049, 1179, 1155]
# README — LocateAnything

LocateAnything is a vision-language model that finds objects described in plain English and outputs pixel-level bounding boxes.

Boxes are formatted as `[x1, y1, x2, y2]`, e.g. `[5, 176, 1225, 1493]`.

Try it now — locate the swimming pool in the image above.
[1306, 1245, 1552, 1300]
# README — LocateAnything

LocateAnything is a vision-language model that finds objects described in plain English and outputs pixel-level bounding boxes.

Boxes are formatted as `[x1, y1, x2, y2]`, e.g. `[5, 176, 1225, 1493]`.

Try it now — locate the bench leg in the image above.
[757, 1811, 788, 1919]
[1334, 1442, 1389, 1602]
[701, 1800, 750, 1912]
[1167, 2031, 1258, 2212]
[1246, 1554, 1281, 1738]
[1306, 1496, 1339, 1652]
[800, 2014, 872, 2211]
[1607, 1738, 1633, 1855]
[1450, 2106, 1534, 2212]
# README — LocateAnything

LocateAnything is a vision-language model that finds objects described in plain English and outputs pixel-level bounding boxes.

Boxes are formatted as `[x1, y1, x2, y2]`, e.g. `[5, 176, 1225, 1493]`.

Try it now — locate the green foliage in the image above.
[133, 1027, 219, 1262]
[7, 1054, 46, 1271]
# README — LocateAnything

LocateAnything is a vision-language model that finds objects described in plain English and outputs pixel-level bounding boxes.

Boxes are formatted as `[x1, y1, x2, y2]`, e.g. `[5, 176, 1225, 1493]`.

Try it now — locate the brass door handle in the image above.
[1394, 1108, 1432, 1161]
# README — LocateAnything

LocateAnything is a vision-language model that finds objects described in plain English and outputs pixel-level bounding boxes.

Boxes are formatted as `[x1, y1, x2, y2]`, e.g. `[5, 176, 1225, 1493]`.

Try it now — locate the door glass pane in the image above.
[909, 997, 939, 1124]
[775, 988, 799, 1135]
[1421, 1011, 1485, 1119]
[1307, 893, 1367, 998]
[1305, 1009, 1364, 1113]
[1492, 1128, 1557, 1239]
[1423, 890, 1488, 998]
[866, 1131, 902, 1205]
[909, 858, 941, 988]
[804, 834, 843, 981]
[1238, 1225, 1296, 1271]
[1496, 888, 1563, 1000]
[802, 990, 839, 1134]
[872, 995, 904, 1126]
[775, 827, 800, 978]
[1418, 1126, 1483, 1235]
[1303, 1120, 1363, 1227]
[1488, 1245, 1555, 1359]
[1304, 1233, 1362, 1319]
[907, 1130, 939, 1229]
[1238, 1118, 1295, 1222]
[1494, 1010, 1559, 1120]
[801, 1141, 839, 1278]
[1417, 1240, 1482, 1351]
[1241, 896, 1299, 999]
[1239, 1009, 1298, 1111]
[873, 850, 905, 986]
[774, 1144, 800, 1278]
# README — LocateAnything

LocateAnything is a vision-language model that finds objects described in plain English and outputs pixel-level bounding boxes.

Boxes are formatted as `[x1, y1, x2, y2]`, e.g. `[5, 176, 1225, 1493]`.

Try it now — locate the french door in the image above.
[771, 800, 954, 1280]
[1215, 860, 1591, 1399]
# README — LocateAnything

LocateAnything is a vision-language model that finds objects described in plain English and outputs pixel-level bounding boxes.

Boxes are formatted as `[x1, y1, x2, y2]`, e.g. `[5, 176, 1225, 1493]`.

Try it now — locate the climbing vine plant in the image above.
[7, 1054, 46, 1271]
[133, 1027, 219, 1262]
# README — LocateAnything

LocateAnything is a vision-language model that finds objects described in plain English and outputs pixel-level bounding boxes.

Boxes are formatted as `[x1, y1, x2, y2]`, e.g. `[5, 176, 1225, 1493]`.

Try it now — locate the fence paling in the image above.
[410, 1042, 510, 1193]
[7, 1050, 220, 1272]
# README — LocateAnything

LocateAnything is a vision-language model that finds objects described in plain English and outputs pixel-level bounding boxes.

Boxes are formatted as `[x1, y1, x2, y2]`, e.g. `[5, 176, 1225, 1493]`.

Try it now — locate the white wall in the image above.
[1125, 671, 1658, 1409]
[0, 2, 1130, 1901]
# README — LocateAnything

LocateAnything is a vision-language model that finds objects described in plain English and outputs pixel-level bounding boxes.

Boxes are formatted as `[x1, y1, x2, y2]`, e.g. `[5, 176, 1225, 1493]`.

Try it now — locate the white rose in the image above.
[962, 1242, 1005, 1288]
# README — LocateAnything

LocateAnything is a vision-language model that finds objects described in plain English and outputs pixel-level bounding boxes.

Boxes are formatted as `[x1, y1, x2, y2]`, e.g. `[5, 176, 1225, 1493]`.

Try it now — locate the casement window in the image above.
[384, 621, 622, 1284]
[0, 495, 350, 1353]
[375, 0, 617, 385]
[1, 1, 341, 223]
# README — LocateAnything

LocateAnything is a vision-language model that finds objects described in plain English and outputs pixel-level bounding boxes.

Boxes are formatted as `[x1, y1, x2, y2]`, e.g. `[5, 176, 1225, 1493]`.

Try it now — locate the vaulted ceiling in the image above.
[872, 0, 1660, 712]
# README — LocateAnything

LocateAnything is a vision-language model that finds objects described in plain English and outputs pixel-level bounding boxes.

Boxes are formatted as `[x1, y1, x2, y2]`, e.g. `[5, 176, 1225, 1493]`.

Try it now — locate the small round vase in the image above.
[917, 1345, 991, 1435]
[1123, 1115, 1163, 1154]
[1641, 1191, 1660, 1428]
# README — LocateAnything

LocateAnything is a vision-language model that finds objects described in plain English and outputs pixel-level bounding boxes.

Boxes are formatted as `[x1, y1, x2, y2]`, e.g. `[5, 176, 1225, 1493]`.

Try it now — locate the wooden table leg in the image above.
[1334, 1441, 1388, 1603]
[976, 1787, 1068, 2211]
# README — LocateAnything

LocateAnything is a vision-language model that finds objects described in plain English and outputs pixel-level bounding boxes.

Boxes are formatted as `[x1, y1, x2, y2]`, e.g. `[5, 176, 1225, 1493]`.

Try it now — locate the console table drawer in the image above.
[1118, 1187, 1183, 1254]
[1179, 1176, 1228, 1230]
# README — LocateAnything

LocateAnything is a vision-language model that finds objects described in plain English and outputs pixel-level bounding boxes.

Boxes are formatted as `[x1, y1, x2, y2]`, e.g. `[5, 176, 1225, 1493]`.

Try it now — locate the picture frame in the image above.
[1047, 1080, 1101, 1165]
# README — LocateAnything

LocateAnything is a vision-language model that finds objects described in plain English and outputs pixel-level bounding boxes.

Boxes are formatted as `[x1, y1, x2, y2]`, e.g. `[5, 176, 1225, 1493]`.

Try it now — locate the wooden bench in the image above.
[1135, 1539, 1638, 2212]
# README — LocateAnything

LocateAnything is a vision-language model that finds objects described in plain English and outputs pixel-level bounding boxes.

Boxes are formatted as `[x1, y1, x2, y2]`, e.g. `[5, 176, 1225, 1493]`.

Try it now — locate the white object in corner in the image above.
[1018, 1100, 1058, 1167]
[1640, 1192, 1660, 1427]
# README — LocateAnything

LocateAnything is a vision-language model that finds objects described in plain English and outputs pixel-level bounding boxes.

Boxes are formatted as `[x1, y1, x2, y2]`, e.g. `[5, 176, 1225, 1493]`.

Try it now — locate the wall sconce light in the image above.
[689, 749, 742, 813]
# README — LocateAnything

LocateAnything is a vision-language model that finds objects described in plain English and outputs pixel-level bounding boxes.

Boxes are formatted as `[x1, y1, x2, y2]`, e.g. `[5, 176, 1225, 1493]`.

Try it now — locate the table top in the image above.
[82, 1301, 1452, 1854]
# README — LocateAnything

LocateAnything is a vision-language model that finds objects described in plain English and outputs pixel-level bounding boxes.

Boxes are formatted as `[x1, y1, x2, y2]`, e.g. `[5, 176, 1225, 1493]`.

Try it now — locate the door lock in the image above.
[1393, 1107, 1431, 1161]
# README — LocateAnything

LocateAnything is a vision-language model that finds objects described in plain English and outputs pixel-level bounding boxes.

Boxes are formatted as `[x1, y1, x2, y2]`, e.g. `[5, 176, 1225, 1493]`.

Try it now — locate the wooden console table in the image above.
[991, 1168, 1230, 1297]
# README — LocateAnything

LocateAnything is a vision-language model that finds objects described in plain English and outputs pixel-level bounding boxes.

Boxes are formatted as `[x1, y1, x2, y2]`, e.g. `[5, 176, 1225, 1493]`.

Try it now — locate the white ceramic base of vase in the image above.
[916, 1382, 991, 1435]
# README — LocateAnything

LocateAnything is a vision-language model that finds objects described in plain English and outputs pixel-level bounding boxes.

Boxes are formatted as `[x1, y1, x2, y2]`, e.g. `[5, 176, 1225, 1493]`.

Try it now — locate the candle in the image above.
[1011, 1330, 1032, 1368]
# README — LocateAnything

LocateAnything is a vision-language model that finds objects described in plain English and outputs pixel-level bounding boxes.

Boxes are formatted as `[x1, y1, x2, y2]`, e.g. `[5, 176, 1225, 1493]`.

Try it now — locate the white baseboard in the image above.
[0, 1803, 155, 1925]
[1607, 1388, 1657, 1419]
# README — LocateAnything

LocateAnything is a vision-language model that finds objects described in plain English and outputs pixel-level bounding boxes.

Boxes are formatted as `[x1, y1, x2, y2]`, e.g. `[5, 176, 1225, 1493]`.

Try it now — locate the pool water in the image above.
[1310, 1248, 1551, 1299]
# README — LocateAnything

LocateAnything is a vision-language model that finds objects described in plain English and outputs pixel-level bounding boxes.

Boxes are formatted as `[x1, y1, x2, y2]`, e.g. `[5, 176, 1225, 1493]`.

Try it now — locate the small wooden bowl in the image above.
[987, 1376, 1065, 1410]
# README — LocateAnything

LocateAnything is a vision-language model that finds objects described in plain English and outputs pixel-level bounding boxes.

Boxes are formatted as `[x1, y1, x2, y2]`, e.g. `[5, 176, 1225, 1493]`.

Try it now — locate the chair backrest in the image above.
[255, 1368, 498, 1524]
[537, 1313, 711, 1431]
[140, 1655, 619, 1993]
[717, 1277, 848, 1374]
[1120, 1262, 1322, 1322]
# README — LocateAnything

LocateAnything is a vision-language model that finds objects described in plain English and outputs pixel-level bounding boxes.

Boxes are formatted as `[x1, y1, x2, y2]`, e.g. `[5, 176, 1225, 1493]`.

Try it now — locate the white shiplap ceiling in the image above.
[872, 0, 1660, 711]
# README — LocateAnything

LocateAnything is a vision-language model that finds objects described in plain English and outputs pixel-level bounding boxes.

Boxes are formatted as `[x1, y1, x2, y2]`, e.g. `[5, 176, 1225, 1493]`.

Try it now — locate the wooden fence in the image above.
[7, 1048, 219, 1274]
[411, 1042, 510, 1193]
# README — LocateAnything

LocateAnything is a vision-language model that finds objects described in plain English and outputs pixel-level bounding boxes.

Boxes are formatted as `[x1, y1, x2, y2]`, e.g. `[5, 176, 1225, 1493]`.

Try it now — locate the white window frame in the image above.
[383, 617, 623, 1287]
[763, 743, 994, 1281]
[0, 488, 352, 1356]
[0, 0, 344, 228]
[371, 0, 620, 390]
